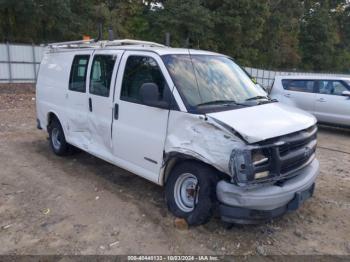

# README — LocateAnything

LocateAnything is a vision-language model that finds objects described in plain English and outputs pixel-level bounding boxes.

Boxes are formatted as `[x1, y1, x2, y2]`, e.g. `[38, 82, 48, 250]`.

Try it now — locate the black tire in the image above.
[48, 118, 70, 156]
[165, 161, 218, 226]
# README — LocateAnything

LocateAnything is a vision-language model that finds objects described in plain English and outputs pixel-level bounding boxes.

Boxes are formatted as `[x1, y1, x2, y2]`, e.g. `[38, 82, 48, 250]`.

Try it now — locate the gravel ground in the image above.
[0, 84, 349, 255]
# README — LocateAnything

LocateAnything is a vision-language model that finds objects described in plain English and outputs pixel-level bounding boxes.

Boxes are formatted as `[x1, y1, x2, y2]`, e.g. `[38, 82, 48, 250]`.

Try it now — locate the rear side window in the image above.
[69, 55, 90, 92]
[282, 80, 314, 93]
[89, 55, 116, 97]
[317, 80, 349, 96]
[120, 56, 168, 103]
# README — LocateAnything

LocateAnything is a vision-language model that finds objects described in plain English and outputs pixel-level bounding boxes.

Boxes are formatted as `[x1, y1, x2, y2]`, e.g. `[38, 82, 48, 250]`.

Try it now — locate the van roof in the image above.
[46, 39, 223, 56]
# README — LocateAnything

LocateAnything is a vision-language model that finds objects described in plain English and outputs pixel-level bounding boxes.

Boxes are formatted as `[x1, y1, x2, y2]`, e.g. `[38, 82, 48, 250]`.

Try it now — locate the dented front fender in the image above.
[163, 111, 246, 180]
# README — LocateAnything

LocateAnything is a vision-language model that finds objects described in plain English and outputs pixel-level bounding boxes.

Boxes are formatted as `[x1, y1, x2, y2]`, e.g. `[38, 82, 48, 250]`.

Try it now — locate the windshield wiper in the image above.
[197, 100, 245, 107]
[245, 95, 270, 101]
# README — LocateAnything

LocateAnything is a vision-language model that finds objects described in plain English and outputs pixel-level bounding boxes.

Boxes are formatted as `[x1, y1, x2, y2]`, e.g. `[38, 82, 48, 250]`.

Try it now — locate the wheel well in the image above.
[47, 112, 59, 129]
[162, 154, 228, 185]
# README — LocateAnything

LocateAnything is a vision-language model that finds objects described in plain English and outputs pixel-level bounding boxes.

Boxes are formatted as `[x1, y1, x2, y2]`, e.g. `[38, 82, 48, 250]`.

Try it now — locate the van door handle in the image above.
[284, 94, 291, 98]
[317, 98, 326, 102]
[114, 103, 119, 120]
[89, 97, 92, 112]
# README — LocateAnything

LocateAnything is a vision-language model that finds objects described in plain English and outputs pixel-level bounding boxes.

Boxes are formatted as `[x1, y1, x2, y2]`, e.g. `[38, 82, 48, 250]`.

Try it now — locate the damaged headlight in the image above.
[229, 147, 271, 186]
[252, 149, 269, 166]
[251, 149, 270, 180]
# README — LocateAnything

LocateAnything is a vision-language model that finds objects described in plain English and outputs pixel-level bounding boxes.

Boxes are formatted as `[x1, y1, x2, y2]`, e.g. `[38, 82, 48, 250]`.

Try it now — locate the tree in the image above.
[299, 0, 340, 71]
[146, 0, 215, 48]
[332, 0, 350, 72]
[258, 0, 303, 69]
[204, 0, 269, 66]
[0, 0, 350, 72]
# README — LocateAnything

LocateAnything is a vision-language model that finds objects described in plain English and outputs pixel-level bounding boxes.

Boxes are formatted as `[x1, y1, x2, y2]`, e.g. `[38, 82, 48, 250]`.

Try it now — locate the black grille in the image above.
[278, 125, 317, 175]
[280, 146, 316, 174]
[279, 126, 317, 157]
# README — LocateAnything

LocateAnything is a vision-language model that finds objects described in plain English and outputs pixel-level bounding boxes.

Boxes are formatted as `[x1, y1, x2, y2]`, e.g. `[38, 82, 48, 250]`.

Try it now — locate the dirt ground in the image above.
[0, 84, 349, 255]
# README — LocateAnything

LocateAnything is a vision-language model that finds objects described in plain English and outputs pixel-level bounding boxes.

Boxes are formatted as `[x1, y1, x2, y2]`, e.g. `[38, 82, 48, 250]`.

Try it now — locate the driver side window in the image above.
[120, 56, 169, 104]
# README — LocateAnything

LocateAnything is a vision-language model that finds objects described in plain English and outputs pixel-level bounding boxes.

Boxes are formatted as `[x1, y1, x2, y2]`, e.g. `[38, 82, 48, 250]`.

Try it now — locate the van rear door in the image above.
[66, 52, 92, 149]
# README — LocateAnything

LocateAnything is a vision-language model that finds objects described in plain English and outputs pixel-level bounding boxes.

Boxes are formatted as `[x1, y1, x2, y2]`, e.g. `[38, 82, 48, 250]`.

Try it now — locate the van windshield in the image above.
[162, 54, 268, 112]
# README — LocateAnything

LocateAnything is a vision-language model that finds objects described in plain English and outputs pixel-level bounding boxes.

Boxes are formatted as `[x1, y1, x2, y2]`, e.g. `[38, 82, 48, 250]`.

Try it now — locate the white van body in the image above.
[270, 75, 350, 127]
[36, 40, 319, 224]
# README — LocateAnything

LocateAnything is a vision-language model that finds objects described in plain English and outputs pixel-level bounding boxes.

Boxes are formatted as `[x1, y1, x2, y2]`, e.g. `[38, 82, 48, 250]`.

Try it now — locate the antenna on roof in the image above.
[165, 32, 170, 46]
[108, 28, 114, 41]
[184, 37, 190, 48]
[96, 23, 103, 42]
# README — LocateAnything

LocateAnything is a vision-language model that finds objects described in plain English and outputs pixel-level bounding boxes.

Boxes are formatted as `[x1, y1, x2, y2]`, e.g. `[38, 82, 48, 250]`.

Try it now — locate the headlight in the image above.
[254, 171, 270, 179]
[229, 148, 254, 186]
[251, 149, 269, 166]
[230, 147, 271, 186]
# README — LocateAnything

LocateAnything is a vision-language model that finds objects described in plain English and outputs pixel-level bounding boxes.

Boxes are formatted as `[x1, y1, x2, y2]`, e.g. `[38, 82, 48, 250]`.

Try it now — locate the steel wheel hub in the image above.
[174, 173, 199, 212]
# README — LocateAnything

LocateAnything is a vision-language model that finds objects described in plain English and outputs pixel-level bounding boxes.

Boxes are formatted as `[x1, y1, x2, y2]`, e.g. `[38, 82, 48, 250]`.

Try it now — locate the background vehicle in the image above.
[36, 39, 319, 226]
[270, 75, 350, 127]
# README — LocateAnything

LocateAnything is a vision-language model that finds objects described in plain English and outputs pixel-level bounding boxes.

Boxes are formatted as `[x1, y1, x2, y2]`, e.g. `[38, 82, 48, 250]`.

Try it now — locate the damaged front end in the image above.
[229, 125, 318, 187]
[216, 124, 319, 223]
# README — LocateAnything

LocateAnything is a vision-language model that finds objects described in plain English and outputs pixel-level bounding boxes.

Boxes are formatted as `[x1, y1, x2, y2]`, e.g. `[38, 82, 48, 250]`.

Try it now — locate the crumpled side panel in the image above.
[165, 111, 245, 175]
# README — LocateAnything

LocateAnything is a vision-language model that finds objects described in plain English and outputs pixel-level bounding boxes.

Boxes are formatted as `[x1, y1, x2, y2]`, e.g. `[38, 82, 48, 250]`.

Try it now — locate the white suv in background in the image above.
[270, 76, 350, 127]
[36, 39, 319, 225]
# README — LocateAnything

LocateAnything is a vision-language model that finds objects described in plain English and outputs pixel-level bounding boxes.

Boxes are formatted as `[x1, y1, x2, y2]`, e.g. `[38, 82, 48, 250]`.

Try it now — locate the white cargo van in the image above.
[36, 39, 319, 225]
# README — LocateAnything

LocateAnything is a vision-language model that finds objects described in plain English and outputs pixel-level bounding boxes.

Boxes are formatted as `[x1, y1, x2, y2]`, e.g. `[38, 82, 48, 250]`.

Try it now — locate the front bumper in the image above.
[217, 159, 319, 224]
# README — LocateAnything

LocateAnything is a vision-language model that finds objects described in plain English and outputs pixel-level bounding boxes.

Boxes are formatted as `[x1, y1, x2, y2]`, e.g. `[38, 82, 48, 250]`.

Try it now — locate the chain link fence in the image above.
[1, 43, 349, 87]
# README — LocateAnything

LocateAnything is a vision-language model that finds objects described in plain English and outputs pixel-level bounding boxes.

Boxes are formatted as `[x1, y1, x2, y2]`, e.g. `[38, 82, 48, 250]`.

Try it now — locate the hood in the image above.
[207, 102, 317, 144]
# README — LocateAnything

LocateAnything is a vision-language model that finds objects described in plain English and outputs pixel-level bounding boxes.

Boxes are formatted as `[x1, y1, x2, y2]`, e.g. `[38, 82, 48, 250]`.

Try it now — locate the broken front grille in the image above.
[278, 125, 317, 157]
[275, 125, 317, 175]
[231, 125, 318, 186]
[255, 125, 317, 182]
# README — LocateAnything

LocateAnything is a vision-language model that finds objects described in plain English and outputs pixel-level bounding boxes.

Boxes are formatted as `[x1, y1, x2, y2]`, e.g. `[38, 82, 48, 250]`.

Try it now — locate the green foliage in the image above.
[300, 0, 339, 71]
[204, 0, 269, 66]
[258, 0, 303, 69]
[148, 0, 215, 48]
[0, 0, 349, 73]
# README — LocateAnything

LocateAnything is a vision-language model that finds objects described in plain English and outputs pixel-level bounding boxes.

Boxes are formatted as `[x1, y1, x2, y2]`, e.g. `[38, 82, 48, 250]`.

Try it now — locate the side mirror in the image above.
[342, 91, 350, 97]
[139, 83, 169, 109]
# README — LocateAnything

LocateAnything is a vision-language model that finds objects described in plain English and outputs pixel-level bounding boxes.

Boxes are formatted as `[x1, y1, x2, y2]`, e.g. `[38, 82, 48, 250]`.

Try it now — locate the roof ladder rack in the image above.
[102, 39, 165, 48]
[47, 39, 166, 51]
[48, 39, 97, 49]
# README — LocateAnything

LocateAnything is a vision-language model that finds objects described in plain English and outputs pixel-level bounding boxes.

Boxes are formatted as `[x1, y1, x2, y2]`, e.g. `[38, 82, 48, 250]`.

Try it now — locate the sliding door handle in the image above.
[89, 97, 92, 112]
[114, 103, 119, 120]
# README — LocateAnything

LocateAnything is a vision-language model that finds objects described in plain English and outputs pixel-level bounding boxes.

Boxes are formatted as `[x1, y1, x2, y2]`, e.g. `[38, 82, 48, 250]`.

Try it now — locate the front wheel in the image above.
[48, 118, 70, 156]
[165, 161, 218, 226]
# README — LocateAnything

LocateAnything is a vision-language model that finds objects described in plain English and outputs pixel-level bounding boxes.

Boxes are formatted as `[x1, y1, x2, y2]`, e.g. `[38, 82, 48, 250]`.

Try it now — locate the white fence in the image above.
[0, 43, 349, 86]
[0, 43, 44, 83]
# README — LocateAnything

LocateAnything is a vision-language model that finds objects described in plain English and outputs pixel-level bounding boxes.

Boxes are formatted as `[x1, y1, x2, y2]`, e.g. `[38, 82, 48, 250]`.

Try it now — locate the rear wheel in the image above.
[48, 118, 70, 156]
[165, 161, 218, 226]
